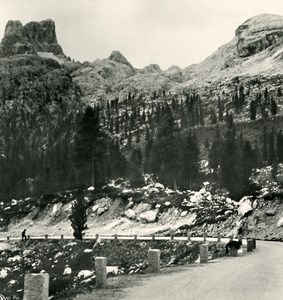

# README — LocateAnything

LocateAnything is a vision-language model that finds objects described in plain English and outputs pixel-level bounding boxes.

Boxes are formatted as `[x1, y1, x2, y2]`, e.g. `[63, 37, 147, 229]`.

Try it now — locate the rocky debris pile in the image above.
[0, 19, 64, 57]
[115, 179, 240, 229]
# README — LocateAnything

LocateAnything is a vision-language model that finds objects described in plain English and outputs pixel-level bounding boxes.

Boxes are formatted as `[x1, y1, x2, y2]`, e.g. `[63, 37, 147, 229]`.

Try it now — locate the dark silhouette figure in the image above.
[225, 240, 242, 255]
[21, 229, 27, 241]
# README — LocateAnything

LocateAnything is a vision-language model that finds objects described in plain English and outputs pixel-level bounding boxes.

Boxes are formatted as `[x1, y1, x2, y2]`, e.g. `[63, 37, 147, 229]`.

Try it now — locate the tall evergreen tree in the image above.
[69, 189, 88, 240]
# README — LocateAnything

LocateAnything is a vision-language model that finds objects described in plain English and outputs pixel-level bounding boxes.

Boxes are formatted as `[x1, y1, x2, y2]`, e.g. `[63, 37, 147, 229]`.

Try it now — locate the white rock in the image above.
[84, 249, 92, 253]
[87, 186, 95, 191]
[22, 250, 32, 256]
[139, 210, 158, 223]
[155, 204, 161, 209]
[180, 211, 188, 217]
[54, 252, 63, 259]
[11, 199, 18, 206]
[9, 279, 16, 285]
[253, 200, 258, 209]
[92, 205, 100, 213]
[78, 270, 94, 279]
[96, 207, 106, 216]
[164, 201, 171, 206]
[63, 267, 72, 275]
[134, 203, 151, 214]
[277, 217, 283, 227]
[238, 200, 253, 216]
[107, 266, 119, 275]
[51, 204, 59, 217]
[0, 268, 8, 278]
[125, 209, 136, 220]
[226, 197, 232, 204]
[154, 183, 164, 190]
[8, 255, 21, 263]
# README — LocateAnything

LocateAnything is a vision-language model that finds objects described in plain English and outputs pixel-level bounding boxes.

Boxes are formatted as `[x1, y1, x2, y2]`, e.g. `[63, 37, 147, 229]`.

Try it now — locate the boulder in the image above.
[139, 210, 158, 223]
[134, 203, 151, 214]
[63, 267, 72, 275]
[92, 205, 99, 213]
[78, 270, 94, 279]
[96, 207, 106, 216]
[277, 217, 283, 227]
[180, 211, 188, 217]
[238, 198, 253, 216]
[125, 209, 136, 220]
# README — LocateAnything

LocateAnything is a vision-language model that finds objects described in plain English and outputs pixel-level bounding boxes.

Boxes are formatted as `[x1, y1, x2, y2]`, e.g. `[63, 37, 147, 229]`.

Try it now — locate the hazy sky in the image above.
[1, 0, 283, 69]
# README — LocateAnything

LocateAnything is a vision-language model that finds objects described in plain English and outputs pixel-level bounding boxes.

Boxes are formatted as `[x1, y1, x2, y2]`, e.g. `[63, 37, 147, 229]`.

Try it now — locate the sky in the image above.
[1, 0, 283, 69]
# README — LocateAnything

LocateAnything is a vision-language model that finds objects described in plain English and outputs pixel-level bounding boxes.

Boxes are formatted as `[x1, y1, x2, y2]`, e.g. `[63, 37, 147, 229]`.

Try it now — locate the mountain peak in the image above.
[108, 50, 133, 68]
[0, 19, 64, 58]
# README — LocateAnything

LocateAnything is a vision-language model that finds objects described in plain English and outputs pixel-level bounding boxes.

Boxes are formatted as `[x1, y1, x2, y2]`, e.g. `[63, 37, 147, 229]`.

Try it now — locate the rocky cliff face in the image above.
[0, 19, 64, 57]
[236, 14, 283, 57]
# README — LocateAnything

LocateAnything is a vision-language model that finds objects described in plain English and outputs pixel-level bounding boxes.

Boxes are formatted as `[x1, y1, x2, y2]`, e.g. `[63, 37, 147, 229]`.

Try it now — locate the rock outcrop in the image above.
[0, 19, 64, 57]
[108, 50, 133, 68]
[236, 14, 283, 57]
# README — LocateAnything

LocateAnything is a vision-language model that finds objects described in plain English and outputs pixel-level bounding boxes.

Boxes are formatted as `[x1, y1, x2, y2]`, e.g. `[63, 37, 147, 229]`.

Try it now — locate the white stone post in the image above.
[199, 244, 209, 263]
[148, 249, 160, 273]
[23, 273, 49, 300]
[95, 257, 107, 288]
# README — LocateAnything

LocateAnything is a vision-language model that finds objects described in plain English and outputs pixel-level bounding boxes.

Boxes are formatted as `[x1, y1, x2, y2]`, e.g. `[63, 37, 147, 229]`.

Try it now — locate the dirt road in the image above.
[121, 241, 283, 300]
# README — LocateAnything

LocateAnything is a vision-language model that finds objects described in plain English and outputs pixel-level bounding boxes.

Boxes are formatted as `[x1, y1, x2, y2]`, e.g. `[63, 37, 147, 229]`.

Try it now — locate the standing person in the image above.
[21, 229, 27, 241]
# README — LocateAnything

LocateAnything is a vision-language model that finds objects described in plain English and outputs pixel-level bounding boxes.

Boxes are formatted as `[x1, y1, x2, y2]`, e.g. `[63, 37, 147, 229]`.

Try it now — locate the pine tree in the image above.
[249, 100, 257, 120]
[69, 189, 88, 240]
[270, 97, 278, 115]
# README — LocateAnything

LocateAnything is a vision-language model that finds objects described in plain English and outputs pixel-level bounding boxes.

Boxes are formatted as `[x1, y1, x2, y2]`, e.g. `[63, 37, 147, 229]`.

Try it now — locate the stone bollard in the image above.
[60, 235, 64, 240]
[229, 235, 234, 241]
[170, 234, 174, 240]
[148, 249, 160, 273]
[23, 273, 49, 300]
[45, 234, 48, 240]
[7, 236, 9, 241]
[114, 234, 118, 240]
[252, 238, 256, 249]
[229, 246, 238, 257]
[95, 234, 99, 240]
[95, 257, 107, 288]
[134, 234, 137, 240]
[152, 234, 155, 241]
[199, 244, 209, 263]
[247, 239, 254, 252]
[238, 235, 243, 243]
